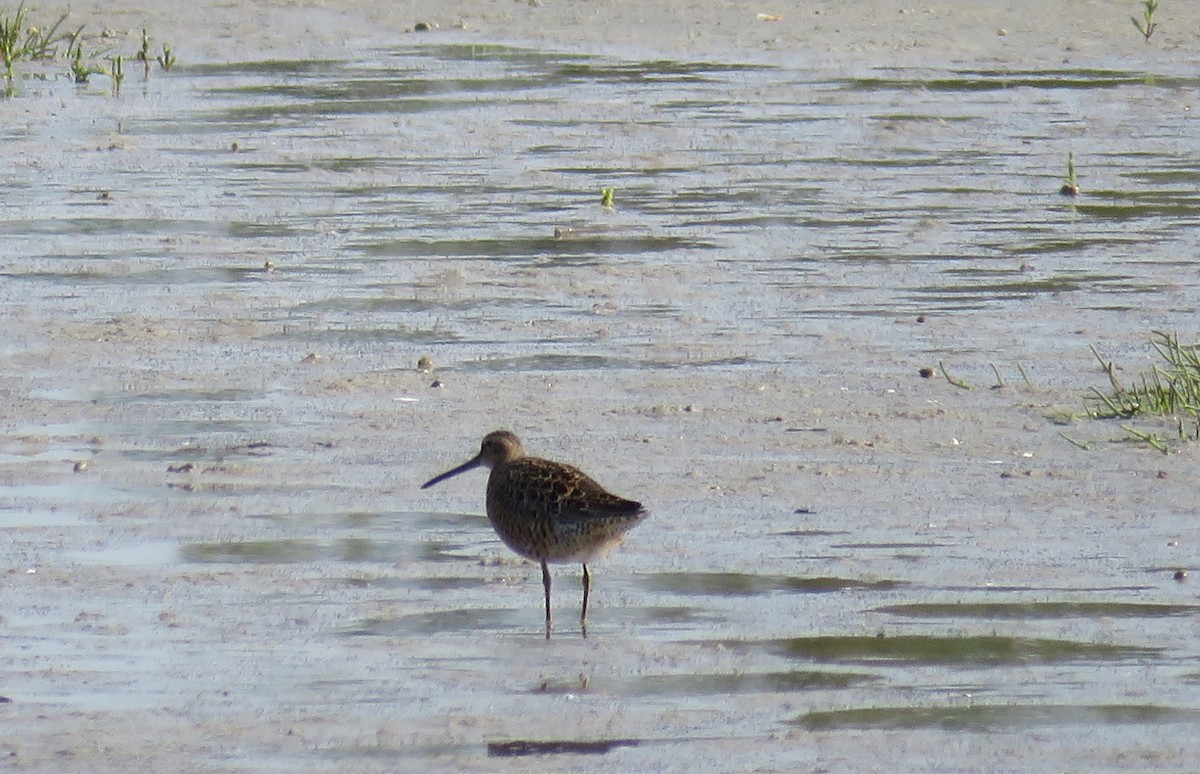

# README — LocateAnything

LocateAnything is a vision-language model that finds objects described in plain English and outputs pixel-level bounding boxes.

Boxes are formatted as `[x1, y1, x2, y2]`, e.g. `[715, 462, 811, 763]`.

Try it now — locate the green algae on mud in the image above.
[795, 703, 1200, 731]
[720, 635, 1161, 665]
[876, 601, 1200, 619]
[647, 571, 903, 596]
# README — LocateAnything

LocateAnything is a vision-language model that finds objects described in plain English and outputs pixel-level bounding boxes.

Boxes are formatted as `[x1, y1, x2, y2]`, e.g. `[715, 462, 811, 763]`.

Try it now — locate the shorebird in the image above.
[421, 430, 648, 638]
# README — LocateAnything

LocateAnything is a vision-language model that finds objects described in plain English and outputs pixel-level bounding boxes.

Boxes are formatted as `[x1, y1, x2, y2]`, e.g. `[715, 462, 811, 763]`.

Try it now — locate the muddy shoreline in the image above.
[42, 0, 1200, 66]
[4, 1, 1200, 771]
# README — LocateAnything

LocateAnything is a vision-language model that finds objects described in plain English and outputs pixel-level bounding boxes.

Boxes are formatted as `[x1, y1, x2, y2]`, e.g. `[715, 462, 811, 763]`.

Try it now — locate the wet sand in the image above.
[4, 1, 1200, 771]
[45, 0, 1200, 66]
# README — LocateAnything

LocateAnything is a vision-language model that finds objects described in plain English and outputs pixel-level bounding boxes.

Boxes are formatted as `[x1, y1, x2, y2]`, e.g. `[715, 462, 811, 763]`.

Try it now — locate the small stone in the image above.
[1174, 570, 1188, 582]
[919, 367, 935, 378]
[72, 460, 88, 473]
[430, 380, 443, 388]
[417, 356, 433, 372]
[413, 21, 432, 32]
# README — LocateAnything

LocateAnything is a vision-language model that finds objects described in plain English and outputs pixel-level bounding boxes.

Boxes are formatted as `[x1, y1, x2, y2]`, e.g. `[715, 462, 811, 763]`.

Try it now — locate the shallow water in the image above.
[3, 40, 1200, 771]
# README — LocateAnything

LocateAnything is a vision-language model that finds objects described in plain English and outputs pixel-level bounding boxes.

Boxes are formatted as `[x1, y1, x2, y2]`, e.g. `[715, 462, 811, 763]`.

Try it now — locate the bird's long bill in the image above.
[420, 455, 482, 489]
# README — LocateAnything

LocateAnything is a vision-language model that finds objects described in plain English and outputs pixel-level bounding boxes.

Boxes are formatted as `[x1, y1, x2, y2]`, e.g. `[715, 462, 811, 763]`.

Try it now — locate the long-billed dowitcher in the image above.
[421, 430, 648, 638]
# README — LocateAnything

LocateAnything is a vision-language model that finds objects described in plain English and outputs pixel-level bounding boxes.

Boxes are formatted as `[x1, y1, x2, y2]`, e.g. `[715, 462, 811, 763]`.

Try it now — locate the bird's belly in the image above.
[487, 511, 626, 564]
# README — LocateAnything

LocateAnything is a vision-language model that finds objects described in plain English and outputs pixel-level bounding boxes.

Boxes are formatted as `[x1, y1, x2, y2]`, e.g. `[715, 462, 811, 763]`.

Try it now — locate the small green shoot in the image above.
[70, 44, 90, 83]
[69, 43, 105, 84]
[1057, 431, 1091, 451]
[1131, 0, 1158, 42]
[1119, 424, 1168, 454]
[600, 187, 615, 209]
[137, 27, 151, 75]
[0, 1, 30, 88]
[989, 363, 1006, 389]
[938, 361, 973, 390]
[1059, 151, 1079, 196]
[156, 42, 176, 71]
[1017, 362, 1034, 388]
[108, 54, 123, 95]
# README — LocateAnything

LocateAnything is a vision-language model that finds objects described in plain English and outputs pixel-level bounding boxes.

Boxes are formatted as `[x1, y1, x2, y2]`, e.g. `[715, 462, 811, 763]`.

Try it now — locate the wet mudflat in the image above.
[3, 25, 1200, 773]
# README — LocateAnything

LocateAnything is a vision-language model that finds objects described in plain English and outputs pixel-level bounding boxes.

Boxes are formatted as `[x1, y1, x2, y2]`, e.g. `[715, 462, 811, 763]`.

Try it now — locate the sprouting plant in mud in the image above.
[938, 361, 973, 390]
[1059, 151, 1079, 196]
[0, 3, 24, 89]
[157, 42, 176, 71]
[1131, 0, 1158, 41]
[69, 43, 104, 84]
[108, 54, 124, 96]
[1087, 331, 1200, 453]
[600, 187, 615, 209]
[137, 27, 151, 75]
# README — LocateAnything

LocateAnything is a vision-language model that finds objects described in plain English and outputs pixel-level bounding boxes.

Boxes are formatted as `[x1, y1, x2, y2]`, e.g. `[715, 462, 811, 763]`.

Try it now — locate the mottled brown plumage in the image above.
[421, 430, 648, 638]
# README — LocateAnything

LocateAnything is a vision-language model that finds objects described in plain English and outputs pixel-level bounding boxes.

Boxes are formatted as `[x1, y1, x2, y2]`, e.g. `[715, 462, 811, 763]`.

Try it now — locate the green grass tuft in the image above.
[1088, 331, 1200, 452]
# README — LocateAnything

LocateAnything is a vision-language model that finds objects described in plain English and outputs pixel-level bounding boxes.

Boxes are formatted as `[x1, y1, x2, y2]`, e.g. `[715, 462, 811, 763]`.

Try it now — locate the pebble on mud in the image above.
[1174, 570, 1188, 582]
[73, 460, 88, 473]
[919, 367, 935, 378]
[417, 356, 434, 372]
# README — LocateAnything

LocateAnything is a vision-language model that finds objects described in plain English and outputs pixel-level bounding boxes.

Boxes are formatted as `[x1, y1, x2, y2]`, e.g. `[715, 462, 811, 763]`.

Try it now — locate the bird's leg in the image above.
[541, 561, 552, 639]
[580, 563, 591, 639]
